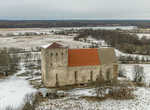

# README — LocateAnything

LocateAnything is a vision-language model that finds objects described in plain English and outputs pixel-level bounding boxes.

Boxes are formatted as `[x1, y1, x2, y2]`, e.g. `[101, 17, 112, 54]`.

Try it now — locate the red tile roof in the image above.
[68, 48, 100, 67]
[48, 42, 66, 49]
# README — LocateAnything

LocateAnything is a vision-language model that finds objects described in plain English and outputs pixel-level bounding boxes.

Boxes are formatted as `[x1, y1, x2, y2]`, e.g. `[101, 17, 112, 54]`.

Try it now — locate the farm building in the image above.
[41, 42, 118, 87]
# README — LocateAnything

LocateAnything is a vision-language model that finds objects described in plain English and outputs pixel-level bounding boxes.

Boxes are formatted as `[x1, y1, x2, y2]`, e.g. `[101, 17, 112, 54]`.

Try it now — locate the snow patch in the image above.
[0, 76, 36, 109]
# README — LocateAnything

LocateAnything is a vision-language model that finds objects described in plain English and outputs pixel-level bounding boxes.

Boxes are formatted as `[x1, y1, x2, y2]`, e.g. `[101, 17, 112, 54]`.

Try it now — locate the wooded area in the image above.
[75, 29, 150, 55]
[0, 20, 150, 28]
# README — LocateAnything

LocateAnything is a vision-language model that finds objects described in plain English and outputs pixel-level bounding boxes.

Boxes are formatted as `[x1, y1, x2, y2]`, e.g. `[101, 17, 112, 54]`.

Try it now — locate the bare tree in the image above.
[95, 87, 106, 98]
[118, 65, 126, 77]
[133, 65, 145, 83]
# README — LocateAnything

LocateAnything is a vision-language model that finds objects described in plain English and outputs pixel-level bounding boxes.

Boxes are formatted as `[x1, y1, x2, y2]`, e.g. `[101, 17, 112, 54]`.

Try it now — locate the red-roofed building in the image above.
[68, 48, 100, 67]
[41, 42, 118, 87]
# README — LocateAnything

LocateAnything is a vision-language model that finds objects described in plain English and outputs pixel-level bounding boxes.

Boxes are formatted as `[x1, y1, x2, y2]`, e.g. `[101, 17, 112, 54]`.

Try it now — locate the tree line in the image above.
[0, 48, 21, 75]
[74, 29, 150, 55]
[0, 20, 150, 28]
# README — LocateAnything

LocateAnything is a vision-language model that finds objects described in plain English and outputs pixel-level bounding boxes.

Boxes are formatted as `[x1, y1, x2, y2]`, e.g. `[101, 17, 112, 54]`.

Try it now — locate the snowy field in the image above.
[0, 27, 150, 110]
[35, 64, 150, 110]
[36, 88, 150, 110]
[0, 34, 91, 50]
[0, 28, 52, 35]
[52, 26, 137, 30]
[0, 63, 36, 110]
[115, 49, 150, 60]
[0, 26, 136, 49]
[0, 76, 36, 110]
[0, 26, 136, 34]
[136, 33, 150, 39]
[123, 64, 150, 85]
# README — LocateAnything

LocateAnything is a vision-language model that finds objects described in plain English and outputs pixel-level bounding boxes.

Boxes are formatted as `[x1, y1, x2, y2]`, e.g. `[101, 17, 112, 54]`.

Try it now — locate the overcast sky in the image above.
[1, 0, 150, 20]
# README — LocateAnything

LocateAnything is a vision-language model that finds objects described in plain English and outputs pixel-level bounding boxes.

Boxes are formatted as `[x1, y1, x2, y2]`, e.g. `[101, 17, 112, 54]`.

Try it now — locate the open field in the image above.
[0, 27, 150, 110]
[0, 30, 89, 49]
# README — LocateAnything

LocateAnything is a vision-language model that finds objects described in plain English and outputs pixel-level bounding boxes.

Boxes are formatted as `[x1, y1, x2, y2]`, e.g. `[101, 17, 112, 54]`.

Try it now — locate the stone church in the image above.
[41, 42, 118, 87]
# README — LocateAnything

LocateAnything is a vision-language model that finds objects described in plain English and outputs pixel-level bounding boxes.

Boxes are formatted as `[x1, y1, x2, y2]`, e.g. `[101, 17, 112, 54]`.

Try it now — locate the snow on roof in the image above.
[41, 43, 53, 49]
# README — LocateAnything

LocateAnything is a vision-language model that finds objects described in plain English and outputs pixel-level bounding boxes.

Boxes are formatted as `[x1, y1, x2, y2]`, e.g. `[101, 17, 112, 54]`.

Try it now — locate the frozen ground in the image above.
[0, 27, 136, 49]
[136, 33, 150, 39]
[115, 49, 150, 60]
[0, 28, 150, 110]
[36, 87, 150, 110]
[52, 26, 136, 30]
[0, 63, 36, 110]
[0, 76, 36, 110]
[0, 26, 136, 34]
[122, 64, 150, 85]
[0, 34, 90, 50]
[36, 64, 150, 110]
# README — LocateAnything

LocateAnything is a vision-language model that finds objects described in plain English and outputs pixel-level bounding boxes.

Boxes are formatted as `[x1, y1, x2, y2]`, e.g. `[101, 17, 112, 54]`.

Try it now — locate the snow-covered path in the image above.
[0, 63, 36, 110]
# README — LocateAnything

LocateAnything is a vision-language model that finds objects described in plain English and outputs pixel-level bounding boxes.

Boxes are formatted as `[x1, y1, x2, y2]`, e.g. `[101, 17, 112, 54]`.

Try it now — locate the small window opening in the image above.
[75, 71, 78, 83]
[56, 74, 59, 87]
[51, 53, 53, 57]
[106, 69, 111, 80]
[90, 71, 93, 81]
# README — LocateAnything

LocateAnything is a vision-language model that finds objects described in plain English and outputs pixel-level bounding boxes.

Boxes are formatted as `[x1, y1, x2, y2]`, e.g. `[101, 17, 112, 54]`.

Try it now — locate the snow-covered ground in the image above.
[53, 26, 137, 30]
[35, 63, 150, 110]
[0, 26, 136, 34]
[0, 26, 136, 49]
[0, 62, 36, 110]
[115, 49, 150, 60]
[1, 28, 150, 110]
[122, 64, 150, 85]
[0, 28, 53, 36]
[0, 34, 90, 50]
[36, 87, 150, 110]
[136, 33, 150, 39]
[80, 36, 108, 47]
[0, 76, 36, 110]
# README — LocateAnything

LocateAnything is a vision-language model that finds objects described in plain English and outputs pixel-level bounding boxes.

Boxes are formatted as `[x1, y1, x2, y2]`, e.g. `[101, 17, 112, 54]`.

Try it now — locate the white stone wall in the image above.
[68, 66, 100, 84]
[41, 48, 69, 87]
[41, 48, 118, 87]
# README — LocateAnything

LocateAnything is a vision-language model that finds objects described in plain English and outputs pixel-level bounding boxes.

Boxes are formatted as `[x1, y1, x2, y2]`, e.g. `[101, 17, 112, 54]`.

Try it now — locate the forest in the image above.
[74, 29, 150, 55]
[0, 20, 150, 28]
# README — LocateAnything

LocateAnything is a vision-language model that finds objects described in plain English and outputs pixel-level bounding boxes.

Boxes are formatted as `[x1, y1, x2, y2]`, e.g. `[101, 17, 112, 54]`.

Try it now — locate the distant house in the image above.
[41, 42, 118, 87]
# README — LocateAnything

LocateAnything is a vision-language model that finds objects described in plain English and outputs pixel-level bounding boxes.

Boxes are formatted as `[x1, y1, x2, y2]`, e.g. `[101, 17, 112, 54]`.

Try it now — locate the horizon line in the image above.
[1, 18, 150, 21]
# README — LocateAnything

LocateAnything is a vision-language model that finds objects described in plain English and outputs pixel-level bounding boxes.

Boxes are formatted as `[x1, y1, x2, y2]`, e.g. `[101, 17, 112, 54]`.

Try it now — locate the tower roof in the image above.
[47, 42, 66, 49]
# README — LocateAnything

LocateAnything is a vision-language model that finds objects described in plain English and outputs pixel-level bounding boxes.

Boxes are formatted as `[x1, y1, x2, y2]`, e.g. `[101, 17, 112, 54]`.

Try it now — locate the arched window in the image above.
[56, 53, 58, 56]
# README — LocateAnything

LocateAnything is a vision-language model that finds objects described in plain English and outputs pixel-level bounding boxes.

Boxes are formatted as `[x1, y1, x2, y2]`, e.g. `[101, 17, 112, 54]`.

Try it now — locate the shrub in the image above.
[118, 65, 126, 77]
[109, 86, 135, 99]
[94, 86, 135, 100]
[22, 94, 35, 110]
[133, 65, 145, 83]
[22, 93, 43, 110]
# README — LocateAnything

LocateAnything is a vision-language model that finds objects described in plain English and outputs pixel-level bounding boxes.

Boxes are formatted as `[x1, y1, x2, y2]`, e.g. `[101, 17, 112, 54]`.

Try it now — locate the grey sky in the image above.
[0, 0, 150, 20]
